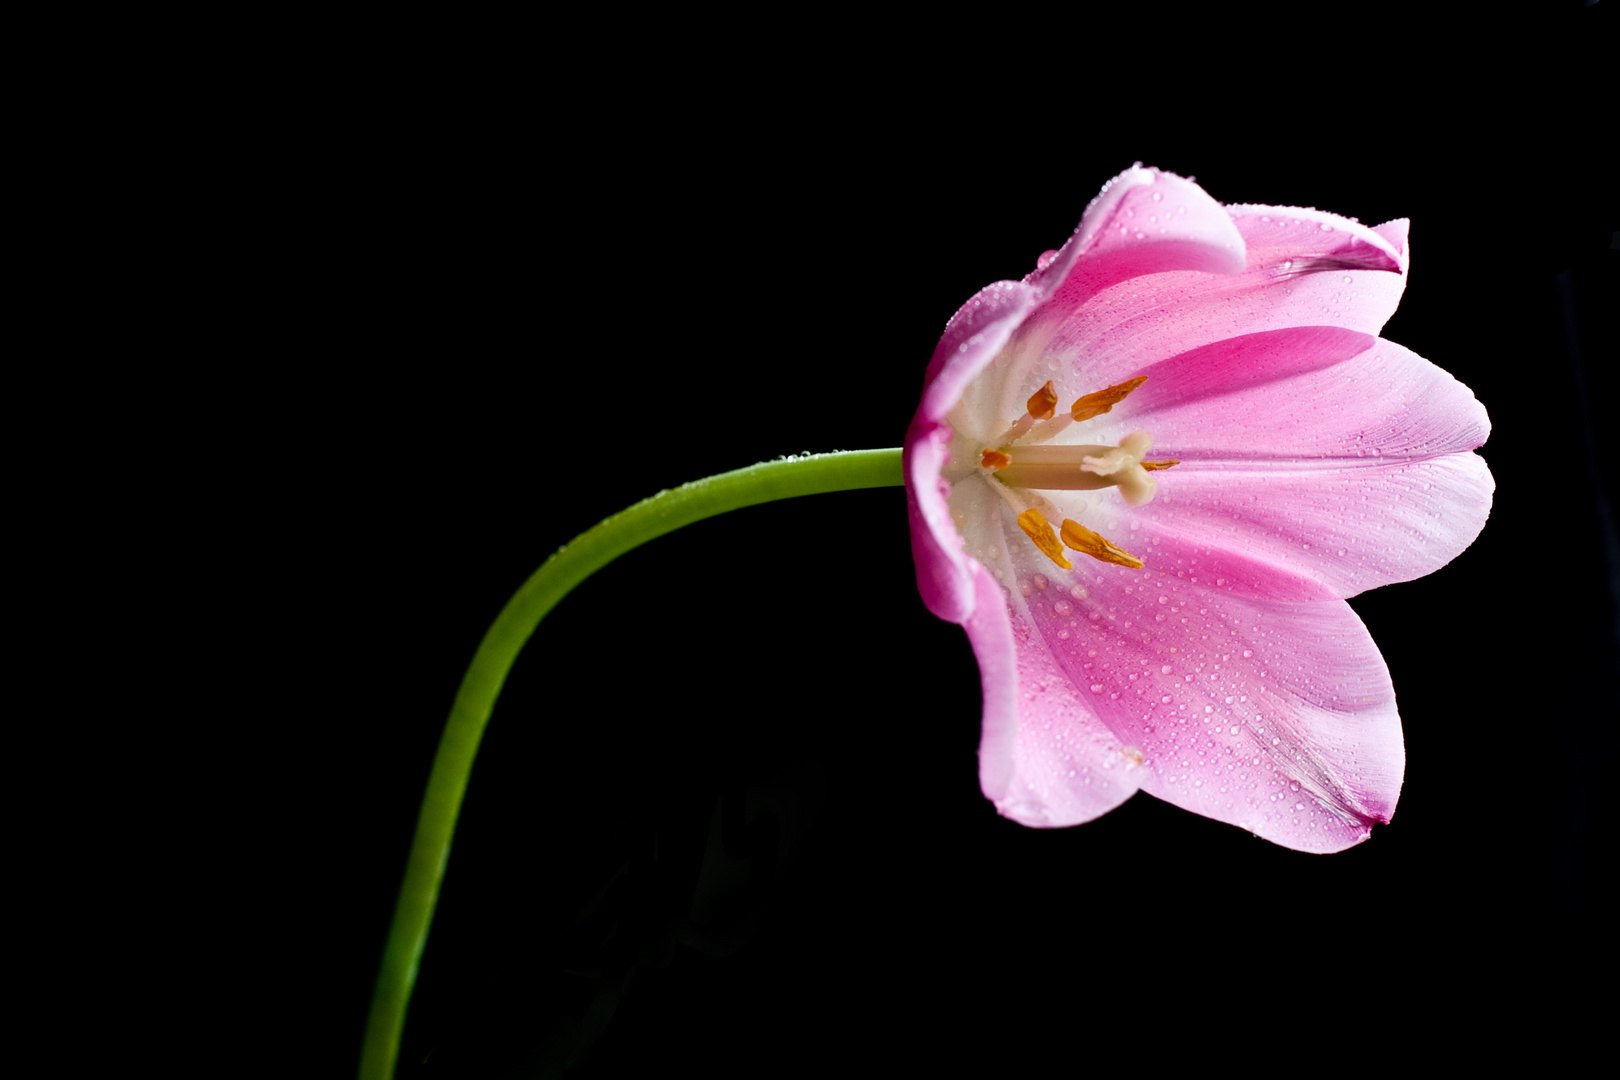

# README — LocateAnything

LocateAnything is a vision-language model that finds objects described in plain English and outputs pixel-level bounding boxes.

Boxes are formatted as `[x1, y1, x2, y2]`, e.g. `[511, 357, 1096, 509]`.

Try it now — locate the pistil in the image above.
[992, 444, 1132, 490]
[991, 431, 1170, 505]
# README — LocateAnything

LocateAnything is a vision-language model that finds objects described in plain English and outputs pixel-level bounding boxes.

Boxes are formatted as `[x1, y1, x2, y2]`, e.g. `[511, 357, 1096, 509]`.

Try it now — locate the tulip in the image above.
[904, 164, 1492, 851]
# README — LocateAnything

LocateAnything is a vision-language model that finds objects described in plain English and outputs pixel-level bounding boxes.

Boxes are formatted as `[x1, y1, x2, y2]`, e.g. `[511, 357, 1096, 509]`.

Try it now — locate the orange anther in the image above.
[1060, 518, 1145, 570]
[1017, 508, 1073, 570]
[1070, 376, 1148, 423]
[981, 448, 1012, 470]
[1140, 459, 1180, 471]
[1025, 380, 1058, 421]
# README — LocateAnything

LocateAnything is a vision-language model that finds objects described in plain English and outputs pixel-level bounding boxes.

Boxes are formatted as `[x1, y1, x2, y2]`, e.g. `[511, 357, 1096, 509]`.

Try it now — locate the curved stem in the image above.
[359, 448, 905, 1080]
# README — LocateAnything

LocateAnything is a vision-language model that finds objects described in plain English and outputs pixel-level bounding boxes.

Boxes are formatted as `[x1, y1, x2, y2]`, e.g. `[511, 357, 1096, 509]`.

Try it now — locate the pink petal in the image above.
[916, 280, 1044, 428]
[1032, 207, 1411, 394]
[1110, 335, 1493, 600]
[1225, 204, 1407, 278]
[907, 279, 1043, 623]
[1031, 165, 1247, 308]
[1132, 453, 1494, 601]
[961, 562, 1033, 809]
[1135, 335, 1488, 461]
[905, 420, 976, 623]
[1120, 593, 1401, 853]
[980, 503, 1403, 853]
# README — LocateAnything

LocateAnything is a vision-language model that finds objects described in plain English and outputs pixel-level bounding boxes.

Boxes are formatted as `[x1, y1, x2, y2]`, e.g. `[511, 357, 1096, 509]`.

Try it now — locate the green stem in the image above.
[359, 448, 905, 1080]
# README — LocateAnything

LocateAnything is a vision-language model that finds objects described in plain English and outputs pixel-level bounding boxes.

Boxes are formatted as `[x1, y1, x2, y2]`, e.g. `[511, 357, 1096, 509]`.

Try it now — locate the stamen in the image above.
[992, 380, 1061, 445]
[1060, 519, 1145, 570]
[981, 448, 1011, 470]
[1071, 376, 1147, 422]
[1017, 509, 1073, 570]
[1025, 380, 1058, 421]
[1140, 459, 1179, 471]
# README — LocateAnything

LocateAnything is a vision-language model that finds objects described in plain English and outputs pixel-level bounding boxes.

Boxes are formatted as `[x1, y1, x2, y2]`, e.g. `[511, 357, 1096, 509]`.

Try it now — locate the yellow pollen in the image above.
[1026, 380, 1058, 421]
[981, 448, 1012, 470]
[1140, 459, 1179, 471]
[1060, 518, 1145, 570]
[1017, 509, 1073, 570]
[1070, 376, 1148, 423]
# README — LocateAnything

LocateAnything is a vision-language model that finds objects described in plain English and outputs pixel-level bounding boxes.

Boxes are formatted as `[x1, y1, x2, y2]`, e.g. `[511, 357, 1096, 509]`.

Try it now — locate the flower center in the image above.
[988, 433, 1160, 501]
[977, 377, 1177, 571]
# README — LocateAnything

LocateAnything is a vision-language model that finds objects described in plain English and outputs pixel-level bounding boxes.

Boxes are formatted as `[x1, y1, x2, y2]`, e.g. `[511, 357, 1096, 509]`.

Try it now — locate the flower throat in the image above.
[979, 376, 1176, 572]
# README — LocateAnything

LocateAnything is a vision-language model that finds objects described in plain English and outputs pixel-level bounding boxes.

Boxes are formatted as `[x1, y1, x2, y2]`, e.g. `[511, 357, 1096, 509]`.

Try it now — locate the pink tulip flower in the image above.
[904, 164, 1493, 852]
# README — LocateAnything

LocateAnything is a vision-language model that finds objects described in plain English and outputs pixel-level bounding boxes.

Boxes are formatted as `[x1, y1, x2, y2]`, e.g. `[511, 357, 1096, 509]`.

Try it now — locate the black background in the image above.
[215, 5, 1615, 1075]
